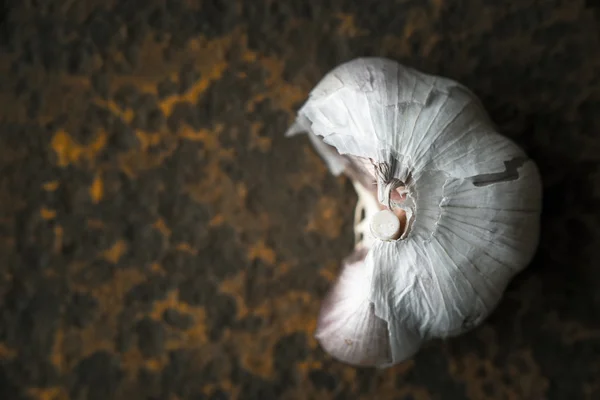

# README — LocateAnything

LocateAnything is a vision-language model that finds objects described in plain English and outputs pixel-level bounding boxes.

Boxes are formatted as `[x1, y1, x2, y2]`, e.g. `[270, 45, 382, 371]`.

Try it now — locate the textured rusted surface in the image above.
[0, 1, 599, 399]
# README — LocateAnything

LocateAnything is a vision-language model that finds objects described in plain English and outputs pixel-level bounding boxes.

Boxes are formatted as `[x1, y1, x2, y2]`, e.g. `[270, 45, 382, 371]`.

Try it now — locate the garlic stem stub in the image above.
[370, 209, 401, 241]
[286, 58, 542, 368]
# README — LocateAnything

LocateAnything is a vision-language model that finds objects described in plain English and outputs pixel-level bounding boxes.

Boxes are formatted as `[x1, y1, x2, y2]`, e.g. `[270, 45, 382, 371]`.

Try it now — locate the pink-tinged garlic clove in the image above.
[315, 252, 392, 367]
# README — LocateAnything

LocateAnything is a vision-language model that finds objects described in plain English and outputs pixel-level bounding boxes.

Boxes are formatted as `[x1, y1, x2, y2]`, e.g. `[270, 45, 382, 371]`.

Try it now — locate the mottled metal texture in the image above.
[0, 0, 599, 399]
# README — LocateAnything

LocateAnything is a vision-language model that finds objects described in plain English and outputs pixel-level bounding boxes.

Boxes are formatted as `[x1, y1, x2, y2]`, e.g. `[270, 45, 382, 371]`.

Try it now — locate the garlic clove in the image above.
[315, 250, 393, 367]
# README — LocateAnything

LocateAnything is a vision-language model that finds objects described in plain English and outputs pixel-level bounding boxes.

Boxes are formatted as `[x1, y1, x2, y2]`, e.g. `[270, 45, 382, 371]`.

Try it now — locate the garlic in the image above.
[286, 58, 542, 368]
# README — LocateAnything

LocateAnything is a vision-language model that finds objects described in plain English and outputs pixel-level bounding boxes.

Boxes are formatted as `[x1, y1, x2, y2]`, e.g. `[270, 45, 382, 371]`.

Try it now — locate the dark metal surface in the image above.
[0, 1, 599, 399]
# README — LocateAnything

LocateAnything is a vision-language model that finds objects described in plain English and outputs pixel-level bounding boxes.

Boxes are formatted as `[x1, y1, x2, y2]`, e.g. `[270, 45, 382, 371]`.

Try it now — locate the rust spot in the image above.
[26, 387, 69, 400]
[135, 130, 163, 152]
[49, 329, 66, 373]
[202, 381, 238, 399]
[288, 145, 329, 191]
[227, 291, 320, 379]
[297, 360, 323, 374]
[0, 342, 16, 359]
[40, 207, 57, 220]
[149, 291, 209, 347]
[102, 240, 128, 263]
[209, 214, 225, 227]
[50, 129, 107, 167]
[248, 122, 271, 153]
[117, 128, 179, 178]
[149, 262, 165, 274]
[160, 68, 224, 115]
[174, 242, 197, 254]
[87, 219, 105, 229]
[318, 260, 339, 283]
[334, 13, 369, 37]
[89, 173, 103, 204]
[544, 312, 600, 344]
[274, 261, 291, 279]
[42, 181, 60, 191]
[187, 168, 271, 241]
[447, 329, 549, 399]
[244, 47, 306, 113]
[93, 99, 135, 123]
[152, 218, 172, 238]
[56, 268, 147, 372]
[178, 125, 222, 149]
[247, 240, 276, 265]
[53, 225, 63, 254]
[120, 347, 168, 378]
[219, 271, 250, 319]
[305, 197, 345, 239]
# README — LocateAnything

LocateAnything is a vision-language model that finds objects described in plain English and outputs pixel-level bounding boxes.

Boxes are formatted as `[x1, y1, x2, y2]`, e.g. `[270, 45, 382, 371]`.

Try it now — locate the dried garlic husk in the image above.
[286, 58, 542, 367]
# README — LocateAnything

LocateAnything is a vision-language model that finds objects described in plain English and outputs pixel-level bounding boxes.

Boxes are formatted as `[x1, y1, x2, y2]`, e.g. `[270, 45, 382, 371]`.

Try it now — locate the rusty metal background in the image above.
[0, 1, 599, 399]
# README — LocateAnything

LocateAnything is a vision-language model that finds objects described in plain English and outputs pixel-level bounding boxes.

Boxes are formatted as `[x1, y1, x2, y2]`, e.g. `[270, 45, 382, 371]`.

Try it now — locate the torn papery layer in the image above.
[287, 57, 543, 367]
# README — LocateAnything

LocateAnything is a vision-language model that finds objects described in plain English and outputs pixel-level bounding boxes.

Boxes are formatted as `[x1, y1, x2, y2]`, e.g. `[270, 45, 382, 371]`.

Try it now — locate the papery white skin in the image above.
[286, 58, 542, 367]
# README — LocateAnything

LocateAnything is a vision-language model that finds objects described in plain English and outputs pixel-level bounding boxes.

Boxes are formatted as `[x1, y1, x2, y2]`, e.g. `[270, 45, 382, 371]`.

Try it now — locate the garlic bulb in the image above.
[286, 58, 542, 367]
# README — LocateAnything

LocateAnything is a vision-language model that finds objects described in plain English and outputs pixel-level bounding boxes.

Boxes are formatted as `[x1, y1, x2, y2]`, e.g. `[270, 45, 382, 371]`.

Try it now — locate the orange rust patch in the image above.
[247, 240, 276, 265]
[274, 261, 291, 278]
[219, 259, 295, 324]
[89, 173, 103, 204]
[120, 347, 169, 378]
[243, 51, 307, 113]
[297, 360, 323, 374]
[49, 329, 67, 373]
[42, 181, 60, 191]
[447, 327, 549, 399]
[288, 145, 329, 191]
[26, 387, 69, 400]
[94, 263, 145, 304]
[147, 262, 163, 274]
[158, 40, 230, 116]
[55, 269, 147, 372]
[209, 214, 225, 227]
[201, 380, 239, 399]
[0, 342, 16, 359]
[334, 13, 369, 38]
[40, 207, 57, 220]
[318, 260, 339, 283]
[219, 271, 250, 319]
[248, 121, 271, 152]
[179, 126, 222, 148]
[158, 65, 226, 116]
[117, 130, 179, 178]
[50, 129, 107, 167]
[305, 197, 345, 239]
[544, 312, 600, 344]
[87, 219, 105, 229]
[225, 290, 320, 379]
[93, 99, 135, 123]
[149, 291, 209, 348]
[135, 130, 163, 152]
[186, 167, 271, 241]
[153, 218, 172, 237]
[87, 34, 246, 177]
[102, 240, 128, 263]
[174, 243, 197, 255]
[53, 225, 63, 254]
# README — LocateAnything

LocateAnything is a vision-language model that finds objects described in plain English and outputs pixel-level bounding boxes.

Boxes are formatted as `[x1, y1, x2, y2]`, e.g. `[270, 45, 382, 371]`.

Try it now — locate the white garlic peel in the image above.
[286, 58, 542, 368]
